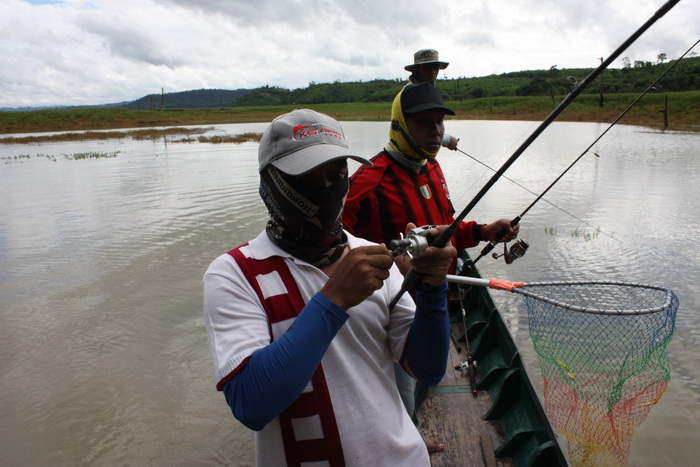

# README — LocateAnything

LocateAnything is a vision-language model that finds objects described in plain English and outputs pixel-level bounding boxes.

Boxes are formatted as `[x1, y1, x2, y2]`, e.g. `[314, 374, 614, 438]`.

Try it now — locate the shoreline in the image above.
[2, 94, 699, 136]
[1, 114, 696, 143]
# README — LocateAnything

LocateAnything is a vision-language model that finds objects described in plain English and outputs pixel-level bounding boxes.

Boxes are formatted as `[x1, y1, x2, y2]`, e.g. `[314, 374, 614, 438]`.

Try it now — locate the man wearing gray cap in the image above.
[405, 48, 459, 150]
[203, 109, 456, 466]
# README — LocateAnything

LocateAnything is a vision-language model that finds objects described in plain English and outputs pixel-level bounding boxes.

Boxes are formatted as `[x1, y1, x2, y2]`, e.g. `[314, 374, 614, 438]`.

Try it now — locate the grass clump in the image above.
[1, 151, 122, 163]
[0, 128, 263, 144]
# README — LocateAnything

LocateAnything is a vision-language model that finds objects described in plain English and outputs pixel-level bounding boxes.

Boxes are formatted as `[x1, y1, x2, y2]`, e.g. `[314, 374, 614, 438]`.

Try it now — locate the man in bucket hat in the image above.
[204, 109, 457, 466]
[405, 48, 450, 85]
[405, 49, 459, 150]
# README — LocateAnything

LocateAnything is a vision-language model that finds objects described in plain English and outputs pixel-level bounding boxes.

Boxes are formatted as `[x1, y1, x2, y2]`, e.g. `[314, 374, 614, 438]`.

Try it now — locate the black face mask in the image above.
[260, 166, 348, 267]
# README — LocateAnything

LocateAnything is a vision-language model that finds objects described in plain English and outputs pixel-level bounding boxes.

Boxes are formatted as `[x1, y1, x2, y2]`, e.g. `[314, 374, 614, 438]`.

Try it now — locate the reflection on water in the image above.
[0, 121, 698, 466]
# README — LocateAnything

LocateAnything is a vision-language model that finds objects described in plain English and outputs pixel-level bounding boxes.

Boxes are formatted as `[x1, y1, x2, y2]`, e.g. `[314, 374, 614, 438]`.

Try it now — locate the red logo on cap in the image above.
[291, 124, 344, 141]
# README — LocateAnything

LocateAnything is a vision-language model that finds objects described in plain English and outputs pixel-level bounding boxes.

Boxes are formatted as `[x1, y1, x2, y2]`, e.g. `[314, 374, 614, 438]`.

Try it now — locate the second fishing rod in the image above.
[466, 35, 699, 267]
[387, 0, 681, 310]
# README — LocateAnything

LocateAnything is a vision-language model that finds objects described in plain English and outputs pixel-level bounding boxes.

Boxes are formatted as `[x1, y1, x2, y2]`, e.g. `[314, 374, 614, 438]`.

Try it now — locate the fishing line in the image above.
[450, 120, 542, 202]
[455, 147, 619, 242]
[388, 0, 682, 310]
[469, 36, 700, 265]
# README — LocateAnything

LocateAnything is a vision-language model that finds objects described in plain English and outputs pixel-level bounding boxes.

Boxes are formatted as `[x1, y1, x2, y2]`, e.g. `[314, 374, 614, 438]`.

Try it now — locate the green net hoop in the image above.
[517, 281, 679, 466]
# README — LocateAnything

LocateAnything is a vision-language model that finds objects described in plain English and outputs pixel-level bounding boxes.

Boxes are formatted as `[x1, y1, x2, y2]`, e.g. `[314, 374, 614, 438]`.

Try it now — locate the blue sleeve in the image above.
[405, 281, 450, 385]
[222, 292, 348, 431]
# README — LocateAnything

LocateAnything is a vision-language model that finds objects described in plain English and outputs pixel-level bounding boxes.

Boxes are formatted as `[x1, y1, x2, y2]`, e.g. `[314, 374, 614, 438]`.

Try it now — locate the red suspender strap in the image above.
[228, 245, 345, 467]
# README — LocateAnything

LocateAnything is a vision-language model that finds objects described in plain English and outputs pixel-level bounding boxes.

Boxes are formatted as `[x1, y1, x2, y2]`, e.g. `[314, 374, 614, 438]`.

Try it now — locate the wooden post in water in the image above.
[660, 93, 669, 130]
[550, 88, 555, 109]
[599, 57, 605, 108]
[160, 88, 164, 111]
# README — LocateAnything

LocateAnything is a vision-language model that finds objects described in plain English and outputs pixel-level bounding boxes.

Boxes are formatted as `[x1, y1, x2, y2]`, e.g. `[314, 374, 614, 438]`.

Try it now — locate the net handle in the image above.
[445, 275, 675, 315]
[445, 276, 524, 291]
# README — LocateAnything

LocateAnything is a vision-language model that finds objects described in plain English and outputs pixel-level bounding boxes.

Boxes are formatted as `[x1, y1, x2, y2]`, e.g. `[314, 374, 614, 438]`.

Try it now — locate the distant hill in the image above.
[0, 88, 250, 112]
[120, 88, 251, 110]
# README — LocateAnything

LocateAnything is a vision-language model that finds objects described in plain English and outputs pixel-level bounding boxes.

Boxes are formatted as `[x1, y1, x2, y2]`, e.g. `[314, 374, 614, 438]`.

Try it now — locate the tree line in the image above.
[124, 56, 699, 110]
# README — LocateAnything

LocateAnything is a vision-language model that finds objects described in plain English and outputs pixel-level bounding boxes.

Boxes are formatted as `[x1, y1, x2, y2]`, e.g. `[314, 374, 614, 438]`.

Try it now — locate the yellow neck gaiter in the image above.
[387, 89, 440, 162]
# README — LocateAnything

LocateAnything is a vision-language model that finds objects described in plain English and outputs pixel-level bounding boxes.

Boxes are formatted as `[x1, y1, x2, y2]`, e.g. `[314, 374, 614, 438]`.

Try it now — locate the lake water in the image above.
[1, 120, 698, 466]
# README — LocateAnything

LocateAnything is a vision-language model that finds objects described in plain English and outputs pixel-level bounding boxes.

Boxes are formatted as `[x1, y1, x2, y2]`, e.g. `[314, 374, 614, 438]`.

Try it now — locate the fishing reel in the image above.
[455, 355, 479, 397]
[492, 239, 529, 264]
[388, 225, 437, 259]
[455, 358, 478, 373]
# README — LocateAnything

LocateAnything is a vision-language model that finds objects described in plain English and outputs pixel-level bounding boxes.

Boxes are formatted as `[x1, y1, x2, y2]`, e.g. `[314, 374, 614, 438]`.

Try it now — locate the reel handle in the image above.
[472, 216, 522, 265]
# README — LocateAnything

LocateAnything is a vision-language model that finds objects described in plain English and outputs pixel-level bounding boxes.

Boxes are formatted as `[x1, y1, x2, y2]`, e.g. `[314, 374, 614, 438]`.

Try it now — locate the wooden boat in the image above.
[419, 251, 568, 466]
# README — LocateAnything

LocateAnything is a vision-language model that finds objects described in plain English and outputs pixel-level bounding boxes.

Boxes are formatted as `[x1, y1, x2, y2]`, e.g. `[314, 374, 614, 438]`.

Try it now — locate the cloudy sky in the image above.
[1, 0, 697, 108]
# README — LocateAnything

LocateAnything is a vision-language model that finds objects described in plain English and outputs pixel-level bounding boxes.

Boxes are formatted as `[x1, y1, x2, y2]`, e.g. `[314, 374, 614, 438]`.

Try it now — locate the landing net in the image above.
[517, 281, 679, 466]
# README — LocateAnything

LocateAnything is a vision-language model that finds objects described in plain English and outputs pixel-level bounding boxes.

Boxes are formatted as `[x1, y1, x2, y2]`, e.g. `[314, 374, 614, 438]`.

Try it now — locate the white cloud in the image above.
[1, 0, 696, 108]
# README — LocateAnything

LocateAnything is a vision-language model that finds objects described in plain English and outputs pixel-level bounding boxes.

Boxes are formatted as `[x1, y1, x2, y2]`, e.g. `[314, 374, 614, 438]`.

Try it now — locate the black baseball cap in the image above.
[401, 83, 455, 115]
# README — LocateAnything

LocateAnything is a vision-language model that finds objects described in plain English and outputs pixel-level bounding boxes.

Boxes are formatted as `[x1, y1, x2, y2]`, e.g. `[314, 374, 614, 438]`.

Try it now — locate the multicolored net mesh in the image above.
[519, 281, 679, 466]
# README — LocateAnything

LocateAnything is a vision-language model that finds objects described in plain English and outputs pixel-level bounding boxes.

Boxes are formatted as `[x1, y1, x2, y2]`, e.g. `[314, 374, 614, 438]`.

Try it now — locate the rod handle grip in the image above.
[467, 356, 478, 397]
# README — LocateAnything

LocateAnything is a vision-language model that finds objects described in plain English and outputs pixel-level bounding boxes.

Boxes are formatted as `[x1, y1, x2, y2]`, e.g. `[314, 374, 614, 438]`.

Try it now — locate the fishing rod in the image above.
[388, 0, 681, 310]
[454, 282, 479, 397]
[468, 35, 700, 266]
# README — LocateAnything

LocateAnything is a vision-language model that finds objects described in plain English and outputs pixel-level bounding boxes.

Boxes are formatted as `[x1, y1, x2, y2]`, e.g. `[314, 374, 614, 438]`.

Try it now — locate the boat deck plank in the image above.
[419, 324, 513, 467]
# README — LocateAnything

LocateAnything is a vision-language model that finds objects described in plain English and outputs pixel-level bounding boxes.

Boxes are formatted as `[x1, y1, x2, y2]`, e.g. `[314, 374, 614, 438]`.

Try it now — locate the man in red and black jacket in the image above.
[343, 82, 517, 269]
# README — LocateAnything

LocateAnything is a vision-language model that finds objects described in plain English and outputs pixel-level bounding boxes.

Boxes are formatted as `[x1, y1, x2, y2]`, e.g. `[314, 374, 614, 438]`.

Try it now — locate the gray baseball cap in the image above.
[258, 109, 372, 175]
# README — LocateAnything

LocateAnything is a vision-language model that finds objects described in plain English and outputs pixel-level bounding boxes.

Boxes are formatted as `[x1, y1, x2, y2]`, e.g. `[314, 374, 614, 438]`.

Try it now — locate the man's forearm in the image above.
[405, 281, 450, 385]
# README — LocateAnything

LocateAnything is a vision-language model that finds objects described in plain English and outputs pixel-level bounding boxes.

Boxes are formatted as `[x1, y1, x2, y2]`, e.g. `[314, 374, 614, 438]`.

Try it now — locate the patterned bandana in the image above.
[260, 166, 348, 267]
[387, 88, 440, 164]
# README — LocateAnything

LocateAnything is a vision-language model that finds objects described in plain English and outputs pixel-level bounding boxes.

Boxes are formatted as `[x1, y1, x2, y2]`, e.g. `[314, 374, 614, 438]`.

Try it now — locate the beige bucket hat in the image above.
[404, 49, 449, 72]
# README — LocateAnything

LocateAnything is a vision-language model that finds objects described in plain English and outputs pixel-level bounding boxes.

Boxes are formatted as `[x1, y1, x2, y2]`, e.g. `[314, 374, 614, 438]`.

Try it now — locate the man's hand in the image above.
[442, 134, 459, 151]
[404, 223, 457, 287]
[481, 219, 519, 243]
[320, 245, 393, 310]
